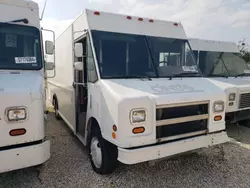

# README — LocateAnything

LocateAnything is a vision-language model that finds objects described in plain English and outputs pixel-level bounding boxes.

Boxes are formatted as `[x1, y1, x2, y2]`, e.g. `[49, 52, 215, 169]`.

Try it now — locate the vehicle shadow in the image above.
[226, 123, 250, 146]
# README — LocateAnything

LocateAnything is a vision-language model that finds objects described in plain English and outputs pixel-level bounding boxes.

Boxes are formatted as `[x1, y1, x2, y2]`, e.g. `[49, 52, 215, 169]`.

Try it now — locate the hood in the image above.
[206, 77, 250, 92]
[101, 77, 225, 105]
[0, 71, 44, 147]
[0, 71, 43, 98]
[209, 77, 250, 86]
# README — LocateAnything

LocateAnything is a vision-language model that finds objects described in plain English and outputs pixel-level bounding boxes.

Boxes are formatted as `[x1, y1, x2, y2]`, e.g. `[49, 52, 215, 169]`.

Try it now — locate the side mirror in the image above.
[74, 43, 83, 58]
[45, 62, 55, 70]
[45, 41, 54, 55]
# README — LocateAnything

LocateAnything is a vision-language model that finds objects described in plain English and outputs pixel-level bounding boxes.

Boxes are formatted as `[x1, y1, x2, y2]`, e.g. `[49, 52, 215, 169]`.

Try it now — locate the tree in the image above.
[238, 38, 250, 63]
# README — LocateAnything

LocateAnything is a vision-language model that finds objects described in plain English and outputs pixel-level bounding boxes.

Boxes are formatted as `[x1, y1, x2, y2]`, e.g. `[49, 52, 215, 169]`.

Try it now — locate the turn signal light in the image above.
[9, 129, 26, 136]
[132, 127, 145, 134]
[214, 115, 222, 121]
[112, 132, 116, 139]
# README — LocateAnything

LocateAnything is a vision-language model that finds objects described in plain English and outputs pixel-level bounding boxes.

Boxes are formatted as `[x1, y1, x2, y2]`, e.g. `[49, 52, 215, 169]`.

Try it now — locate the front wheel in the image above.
[89, 128, 118, 174]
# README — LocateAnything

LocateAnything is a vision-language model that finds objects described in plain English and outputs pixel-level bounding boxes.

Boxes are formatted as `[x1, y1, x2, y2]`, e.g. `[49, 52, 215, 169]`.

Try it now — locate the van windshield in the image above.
[196, 51, 250, 77]
[91, 30, 200, 78]
[0, 23, 42, 70]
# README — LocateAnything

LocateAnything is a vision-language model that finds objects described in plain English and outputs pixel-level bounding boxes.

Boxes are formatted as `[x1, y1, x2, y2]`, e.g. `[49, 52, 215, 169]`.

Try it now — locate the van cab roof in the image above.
[189, 38, 239, 53]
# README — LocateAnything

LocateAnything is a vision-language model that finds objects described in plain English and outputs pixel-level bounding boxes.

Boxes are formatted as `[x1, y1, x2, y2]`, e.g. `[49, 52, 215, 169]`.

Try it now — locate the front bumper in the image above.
[118, 131, 228, 165]
[0, 140, 50, 173]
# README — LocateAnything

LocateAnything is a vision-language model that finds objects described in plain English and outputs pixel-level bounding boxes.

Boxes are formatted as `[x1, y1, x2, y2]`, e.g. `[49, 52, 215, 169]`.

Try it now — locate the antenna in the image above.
[40, 0, 48, 21]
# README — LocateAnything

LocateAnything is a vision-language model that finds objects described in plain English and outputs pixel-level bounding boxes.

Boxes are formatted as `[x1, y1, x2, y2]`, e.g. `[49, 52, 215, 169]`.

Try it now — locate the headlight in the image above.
[7, 108, 27, 121]
[229, 93, 236, 101]
[131, 109, 146, 123]
[213, 101, 225, 112]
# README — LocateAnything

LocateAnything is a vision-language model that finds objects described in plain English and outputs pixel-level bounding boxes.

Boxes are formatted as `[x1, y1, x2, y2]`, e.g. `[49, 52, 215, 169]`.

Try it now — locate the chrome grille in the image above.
[239, 93, 250, 109]
[156, 101, 209, 141]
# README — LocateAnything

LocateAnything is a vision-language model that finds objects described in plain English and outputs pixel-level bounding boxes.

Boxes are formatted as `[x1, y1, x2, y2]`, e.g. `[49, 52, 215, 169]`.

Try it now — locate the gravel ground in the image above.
[0, 113, 250, 188]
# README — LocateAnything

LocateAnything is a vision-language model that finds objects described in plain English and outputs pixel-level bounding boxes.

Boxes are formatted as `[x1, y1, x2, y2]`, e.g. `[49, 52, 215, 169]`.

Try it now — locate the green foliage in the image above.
[238, 38, 250, 62]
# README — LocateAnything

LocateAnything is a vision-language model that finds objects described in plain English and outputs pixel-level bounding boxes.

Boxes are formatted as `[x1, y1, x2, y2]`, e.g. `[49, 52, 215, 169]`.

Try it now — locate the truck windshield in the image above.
[197, 51, 250, 77]
[0, 23, 42, 70]
[91, 30, 200, 78]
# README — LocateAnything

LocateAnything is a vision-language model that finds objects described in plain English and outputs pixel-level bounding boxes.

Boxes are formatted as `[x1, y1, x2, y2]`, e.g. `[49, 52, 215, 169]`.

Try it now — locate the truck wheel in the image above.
[89, 127, 118, 174]
[53, 99, 61, 120]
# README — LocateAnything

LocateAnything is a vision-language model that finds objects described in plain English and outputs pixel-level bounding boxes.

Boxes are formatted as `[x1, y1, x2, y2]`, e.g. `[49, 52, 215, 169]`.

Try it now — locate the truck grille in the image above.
[156, 101, 209, 142]
[239, 93, 250, 109]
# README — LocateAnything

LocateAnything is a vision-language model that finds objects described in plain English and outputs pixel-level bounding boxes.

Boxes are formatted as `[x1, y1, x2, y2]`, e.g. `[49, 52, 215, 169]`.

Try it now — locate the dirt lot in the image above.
[0, 113, 250, 188]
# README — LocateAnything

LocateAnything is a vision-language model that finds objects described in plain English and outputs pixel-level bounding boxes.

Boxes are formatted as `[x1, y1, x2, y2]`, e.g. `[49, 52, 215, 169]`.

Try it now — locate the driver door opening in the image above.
[74, 37, 88, 140]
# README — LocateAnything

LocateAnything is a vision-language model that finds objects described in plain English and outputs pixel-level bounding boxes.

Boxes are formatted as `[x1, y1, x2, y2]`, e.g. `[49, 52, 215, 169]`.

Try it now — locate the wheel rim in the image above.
[90, 137, 102, 168]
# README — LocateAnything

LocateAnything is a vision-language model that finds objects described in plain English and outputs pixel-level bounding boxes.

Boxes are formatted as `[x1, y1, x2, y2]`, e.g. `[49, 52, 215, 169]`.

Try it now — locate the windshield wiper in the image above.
[209, 74, 228, 78]
[235, 73, 250, 78]
[172, 72, 201, 77]
[129, 75, 152, 81]
[6, 18, 29, 24]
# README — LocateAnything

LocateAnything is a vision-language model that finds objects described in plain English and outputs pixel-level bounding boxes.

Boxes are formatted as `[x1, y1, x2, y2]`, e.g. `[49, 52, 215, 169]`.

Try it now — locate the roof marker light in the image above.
[149, 19, 154, 23]
[127, 16, 132, 20]
[94, 11, 100, 15]
[138, 18, 143, 21]
[174, 23, 178, 26]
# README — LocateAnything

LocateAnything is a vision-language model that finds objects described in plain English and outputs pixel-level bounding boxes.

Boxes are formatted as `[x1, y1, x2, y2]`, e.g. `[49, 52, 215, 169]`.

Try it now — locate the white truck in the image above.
[189, 38, 250, 124]
[0, 0, 54, 173]
[47, 9, 228, 174]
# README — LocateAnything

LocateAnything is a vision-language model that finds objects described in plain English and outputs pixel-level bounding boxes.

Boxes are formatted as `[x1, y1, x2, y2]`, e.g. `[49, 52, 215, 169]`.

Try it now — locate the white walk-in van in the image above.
[0, 0, 55, 173]
[189, 38, 250, 124]
[47, 9, 228, 174]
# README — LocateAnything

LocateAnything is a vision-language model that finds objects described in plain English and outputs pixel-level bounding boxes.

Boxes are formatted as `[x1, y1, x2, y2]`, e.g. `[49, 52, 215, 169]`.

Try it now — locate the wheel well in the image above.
[87, 117, 100, 145]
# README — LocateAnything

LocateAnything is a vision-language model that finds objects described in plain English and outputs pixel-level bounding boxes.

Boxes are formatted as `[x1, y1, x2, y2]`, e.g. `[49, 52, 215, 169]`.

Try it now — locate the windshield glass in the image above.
[91, 30, 200, 78]
[197, 51, 250, 77]
[0, 23, 42, 70]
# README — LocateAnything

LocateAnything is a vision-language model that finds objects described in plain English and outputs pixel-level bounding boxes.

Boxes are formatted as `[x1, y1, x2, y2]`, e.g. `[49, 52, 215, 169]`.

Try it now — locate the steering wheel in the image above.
[159, 61, 168, 67]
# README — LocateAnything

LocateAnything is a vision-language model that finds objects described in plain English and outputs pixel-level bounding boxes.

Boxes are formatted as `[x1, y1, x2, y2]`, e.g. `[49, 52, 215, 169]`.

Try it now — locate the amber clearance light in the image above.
[214, 115, 222, 121]
[9, 129, 26, 136]
[132, 127, 145, 134]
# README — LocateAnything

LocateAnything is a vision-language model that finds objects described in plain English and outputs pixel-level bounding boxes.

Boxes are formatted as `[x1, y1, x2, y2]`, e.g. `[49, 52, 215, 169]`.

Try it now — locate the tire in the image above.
[89, 127, 118, 174]
[53, 98, 61, 120]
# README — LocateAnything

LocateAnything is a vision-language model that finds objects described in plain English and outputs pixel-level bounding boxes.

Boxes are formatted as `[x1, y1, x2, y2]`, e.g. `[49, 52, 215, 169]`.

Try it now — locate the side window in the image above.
[87, 35, 98, 83]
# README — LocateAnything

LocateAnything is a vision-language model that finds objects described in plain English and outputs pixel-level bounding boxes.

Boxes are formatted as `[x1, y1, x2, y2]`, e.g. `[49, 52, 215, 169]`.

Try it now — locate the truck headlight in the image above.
[213, 101, 225, 112]
[131, 109, 146, 123]
[7, 108, 27, 121]
[229, 93, 236, 101]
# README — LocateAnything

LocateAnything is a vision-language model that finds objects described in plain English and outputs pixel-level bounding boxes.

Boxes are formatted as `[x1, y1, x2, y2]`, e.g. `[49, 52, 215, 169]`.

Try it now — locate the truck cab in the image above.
[0, 0, 54, 173]
[47, 9, 228, 174]
[189, 38, 250, 124]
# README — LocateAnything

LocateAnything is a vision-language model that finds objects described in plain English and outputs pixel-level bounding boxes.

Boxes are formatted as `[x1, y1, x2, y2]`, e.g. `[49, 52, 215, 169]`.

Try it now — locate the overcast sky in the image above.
[34, 0, 250, 44]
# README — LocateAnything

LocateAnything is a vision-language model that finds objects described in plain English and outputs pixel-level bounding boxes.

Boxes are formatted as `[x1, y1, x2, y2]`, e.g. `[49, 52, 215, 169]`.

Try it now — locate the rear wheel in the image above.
[89, 127, 118, 174]
[53, 98, 61, 120]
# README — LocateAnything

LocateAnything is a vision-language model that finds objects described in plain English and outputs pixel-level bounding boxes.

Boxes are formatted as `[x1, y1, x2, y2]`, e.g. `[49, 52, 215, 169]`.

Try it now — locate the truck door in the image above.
[73, 37, 88, 140]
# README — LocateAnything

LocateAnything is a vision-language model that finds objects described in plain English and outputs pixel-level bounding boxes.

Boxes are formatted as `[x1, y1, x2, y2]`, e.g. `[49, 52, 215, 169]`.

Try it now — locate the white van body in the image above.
[0, 0, 50, 173]
[189, 38, 250, 123]
[47, 9, 228, 174]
